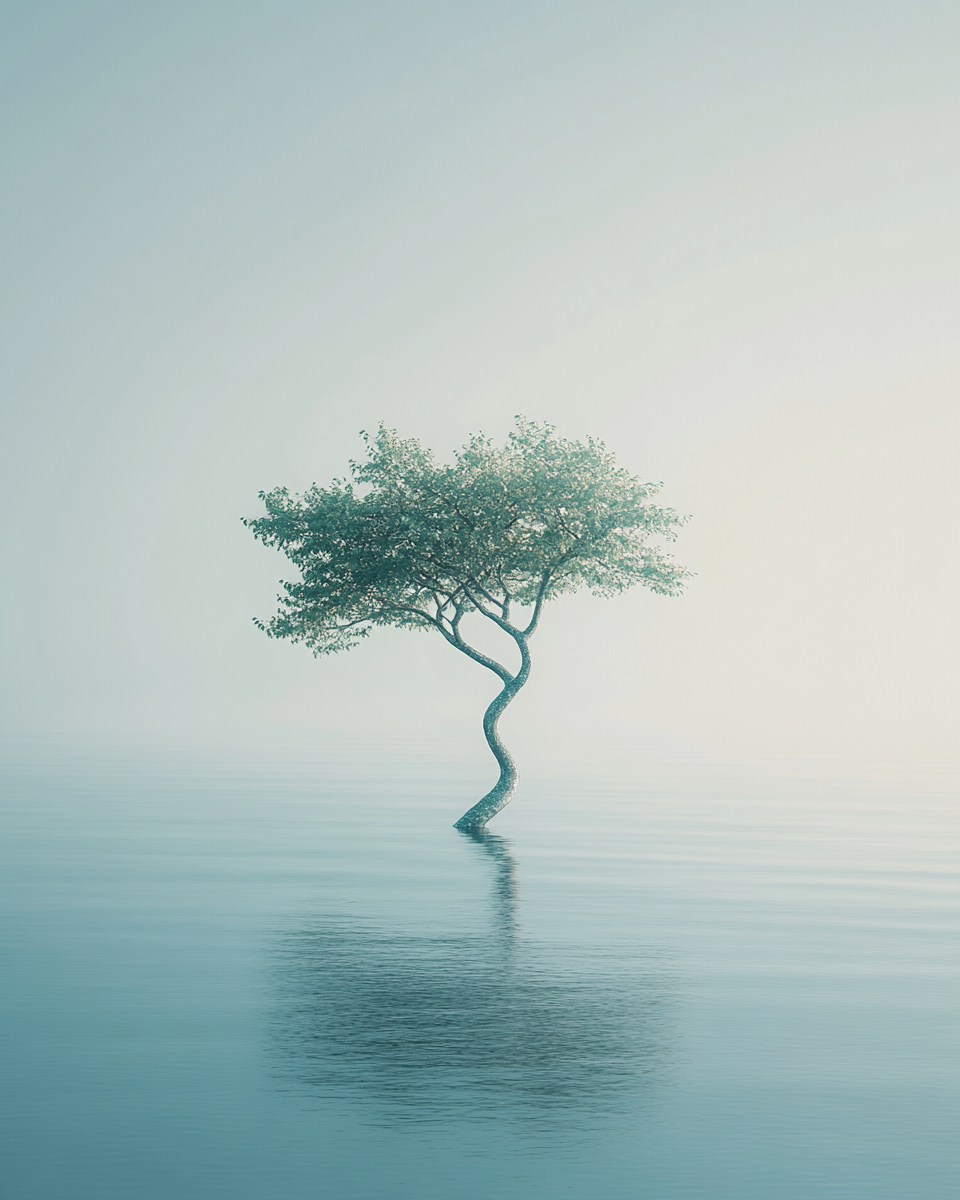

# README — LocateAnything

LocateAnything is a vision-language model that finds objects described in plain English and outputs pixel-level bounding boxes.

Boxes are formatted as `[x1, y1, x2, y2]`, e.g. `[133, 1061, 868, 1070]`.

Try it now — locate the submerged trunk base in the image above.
[453, 767, 518, 831]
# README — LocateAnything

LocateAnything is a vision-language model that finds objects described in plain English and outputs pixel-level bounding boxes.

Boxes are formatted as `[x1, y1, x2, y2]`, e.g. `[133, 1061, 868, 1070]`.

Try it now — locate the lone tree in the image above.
[245, 418, 690, 830]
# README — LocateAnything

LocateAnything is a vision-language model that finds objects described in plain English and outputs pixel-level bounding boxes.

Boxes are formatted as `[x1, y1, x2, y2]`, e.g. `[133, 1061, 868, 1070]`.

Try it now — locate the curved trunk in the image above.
[454, 657, 529, 830]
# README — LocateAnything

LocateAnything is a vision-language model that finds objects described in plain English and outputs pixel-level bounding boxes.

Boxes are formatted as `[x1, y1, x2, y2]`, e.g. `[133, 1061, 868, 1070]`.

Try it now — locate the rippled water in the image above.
[1, 744, 957, 1198]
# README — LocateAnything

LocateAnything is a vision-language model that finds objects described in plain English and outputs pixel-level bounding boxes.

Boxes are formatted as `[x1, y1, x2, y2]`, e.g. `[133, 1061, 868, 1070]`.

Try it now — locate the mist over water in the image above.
[1, 740, 956, 1199]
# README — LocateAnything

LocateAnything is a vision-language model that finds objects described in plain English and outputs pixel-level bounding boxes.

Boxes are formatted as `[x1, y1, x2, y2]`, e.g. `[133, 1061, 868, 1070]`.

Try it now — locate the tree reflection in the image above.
[463, 828, 520, 947]
[270, 832, 676, 1126]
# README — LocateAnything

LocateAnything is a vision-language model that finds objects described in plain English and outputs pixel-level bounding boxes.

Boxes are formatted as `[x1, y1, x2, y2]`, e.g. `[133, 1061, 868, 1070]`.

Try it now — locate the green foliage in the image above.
[245, 417, 690, 656]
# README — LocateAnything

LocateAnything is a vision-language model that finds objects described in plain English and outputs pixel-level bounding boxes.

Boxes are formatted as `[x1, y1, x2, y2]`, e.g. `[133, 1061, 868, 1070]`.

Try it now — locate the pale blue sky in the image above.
[2, 1, 958, 761]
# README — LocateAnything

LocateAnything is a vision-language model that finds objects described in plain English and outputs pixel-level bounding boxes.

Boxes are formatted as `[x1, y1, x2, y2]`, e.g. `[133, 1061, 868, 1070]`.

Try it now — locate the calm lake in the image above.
[1, 741, 957, 1199]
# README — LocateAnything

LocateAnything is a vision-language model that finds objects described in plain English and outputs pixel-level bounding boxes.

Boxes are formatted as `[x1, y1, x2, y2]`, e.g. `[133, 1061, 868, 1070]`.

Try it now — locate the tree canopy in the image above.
[246, 417, 690, 828]
[245, 417, 689, 663]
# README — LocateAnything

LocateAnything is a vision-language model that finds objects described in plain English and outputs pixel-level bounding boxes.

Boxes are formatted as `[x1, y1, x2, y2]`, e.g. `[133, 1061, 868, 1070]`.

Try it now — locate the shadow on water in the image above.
[269, 831, 678, 1128]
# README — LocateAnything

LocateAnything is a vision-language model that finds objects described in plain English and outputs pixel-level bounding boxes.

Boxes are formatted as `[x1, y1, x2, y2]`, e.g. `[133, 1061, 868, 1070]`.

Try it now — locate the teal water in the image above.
[1, 746, 957, 1198]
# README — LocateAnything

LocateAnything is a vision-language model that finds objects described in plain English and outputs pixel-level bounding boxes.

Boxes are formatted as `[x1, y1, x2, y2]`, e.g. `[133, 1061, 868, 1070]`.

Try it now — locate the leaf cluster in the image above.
[245, 418, 690, 656]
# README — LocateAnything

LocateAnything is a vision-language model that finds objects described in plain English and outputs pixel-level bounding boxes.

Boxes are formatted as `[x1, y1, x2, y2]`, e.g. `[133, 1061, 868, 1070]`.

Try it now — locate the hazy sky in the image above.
[3, 0, 958, 762]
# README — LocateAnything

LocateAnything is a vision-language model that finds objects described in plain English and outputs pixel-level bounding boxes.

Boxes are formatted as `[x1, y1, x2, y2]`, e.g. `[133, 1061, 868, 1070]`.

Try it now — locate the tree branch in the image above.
[435, 613, 514, 684]
[460, 585, 507, 626]
[464, 577, 506, 613]
[522, 572, 551, 636]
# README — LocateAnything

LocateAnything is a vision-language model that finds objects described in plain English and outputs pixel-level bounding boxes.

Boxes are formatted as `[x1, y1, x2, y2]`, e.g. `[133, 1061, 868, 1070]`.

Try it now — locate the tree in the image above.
[245, 418, 690, 830]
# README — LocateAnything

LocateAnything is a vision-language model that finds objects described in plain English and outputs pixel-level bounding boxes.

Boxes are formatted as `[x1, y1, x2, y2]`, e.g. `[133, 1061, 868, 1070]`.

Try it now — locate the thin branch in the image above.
[380, 603, 444, 630]
[314, 613, 387, 633]
[555, 512, 582, 541]
[461, 585, 505, 625]
[417, 482, 479, 531]
[471, 580, 507, 612]
[522, 572, 551, 636]
[418, 555, 507, 614]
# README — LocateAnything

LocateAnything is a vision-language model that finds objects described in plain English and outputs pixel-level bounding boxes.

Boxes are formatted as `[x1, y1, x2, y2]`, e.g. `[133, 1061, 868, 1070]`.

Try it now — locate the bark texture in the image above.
[453, 682, 522, 830]
[453, 628, 532, 830]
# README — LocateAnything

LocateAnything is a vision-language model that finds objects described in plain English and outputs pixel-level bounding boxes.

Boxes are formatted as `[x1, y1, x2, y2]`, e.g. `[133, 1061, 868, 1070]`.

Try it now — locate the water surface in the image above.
[1, 744, 956, 1198]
